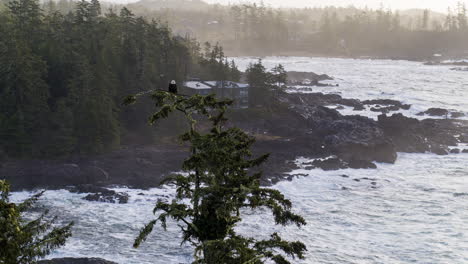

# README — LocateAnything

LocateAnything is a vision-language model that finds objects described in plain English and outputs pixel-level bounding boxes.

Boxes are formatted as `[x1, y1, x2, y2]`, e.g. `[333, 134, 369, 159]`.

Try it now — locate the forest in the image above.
[0, 0, 241, 158]
[124, 0, 468, 58]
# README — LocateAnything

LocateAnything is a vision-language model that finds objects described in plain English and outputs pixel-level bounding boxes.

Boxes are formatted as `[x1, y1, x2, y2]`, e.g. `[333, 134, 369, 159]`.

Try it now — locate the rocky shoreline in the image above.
[2, 91, 468, 195]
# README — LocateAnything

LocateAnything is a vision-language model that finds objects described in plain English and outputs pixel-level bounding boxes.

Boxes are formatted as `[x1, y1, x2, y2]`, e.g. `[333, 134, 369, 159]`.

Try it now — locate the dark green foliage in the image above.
[246, 60, 286, 108]
[130, 91, 306, 264]
[0, 180, 73, 264]
[0, 0, 239, 158]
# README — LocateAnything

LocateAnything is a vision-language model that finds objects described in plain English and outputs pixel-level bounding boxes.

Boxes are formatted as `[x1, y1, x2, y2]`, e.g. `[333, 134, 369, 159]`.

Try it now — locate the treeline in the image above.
[127, 1, 468, 58]
[0, 0, 240, 158]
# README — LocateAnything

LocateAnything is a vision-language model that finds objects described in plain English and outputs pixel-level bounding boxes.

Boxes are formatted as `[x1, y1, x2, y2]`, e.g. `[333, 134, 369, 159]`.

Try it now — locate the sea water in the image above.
[11, 57, 468, 264]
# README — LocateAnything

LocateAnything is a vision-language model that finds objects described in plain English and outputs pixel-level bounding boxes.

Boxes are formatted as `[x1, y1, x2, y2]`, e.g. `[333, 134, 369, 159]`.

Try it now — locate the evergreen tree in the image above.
[127, 92, 307, 264]
[271, 64, 287, 88]
[0, 180, 73, 264]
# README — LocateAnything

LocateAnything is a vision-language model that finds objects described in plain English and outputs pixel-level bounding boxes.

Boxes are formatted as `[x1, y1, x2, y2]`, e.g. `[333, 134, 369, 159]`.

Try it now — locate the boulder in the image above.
[353, 105, 365, 111]
[83, 192, 129, 204]
[70, 185, 129, 204]
[312, 158, 347, 171]
[417, 108, 449, 116]
[450, 148, 461, 154]
[347, 159, 377, 169]
[451, 112, 465, 118]
[463, 149, 468, 153]
[431, 145, 449, 155]
[370, 105, 400, 113]
[362, 99, 411, 110]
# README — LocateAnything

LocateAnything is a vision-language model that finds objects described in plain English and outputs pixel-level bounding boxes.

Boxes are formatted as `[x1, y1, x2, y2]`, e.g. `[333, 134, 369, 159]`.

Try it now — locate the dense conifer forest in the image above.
[0, 0, 241, 158]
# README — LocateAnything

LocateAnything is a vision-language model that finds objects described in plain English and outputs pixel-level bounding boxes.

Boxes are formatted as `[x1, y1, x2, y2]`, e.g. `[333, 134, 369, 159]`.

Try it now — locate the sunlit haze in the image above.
[204, 0, 466, 12]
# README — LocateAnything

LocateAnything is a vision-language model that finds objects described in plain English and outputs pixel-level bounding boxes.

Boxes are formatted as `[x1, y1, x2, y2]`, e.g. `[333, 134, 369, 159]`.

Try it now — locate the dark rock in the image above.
[70, 184, 129, 204]
[38, 258, 118, 264]
[370, 106, 399, 113]
[347, 159, 377, 169]
[418, 108, 449, 116]
[401, 104, 411, 110]
[450, 67, 468, 71]
[450, 148, 461, 154]
[431, 145, 449, 155]
[353, 105, 365, 111]
[340, 174, 349, 178]
[377, 114, 463, 154]
[84, 192, 129, 204]
[70, 184, 110, 194]
[463, 149, 468, 153]
[312, 158, 347, 171]
[362, 99, 411, 111]
[4, 92, 467, 190]
[286, 71, 334, 85]
[451, 112, 465, 118]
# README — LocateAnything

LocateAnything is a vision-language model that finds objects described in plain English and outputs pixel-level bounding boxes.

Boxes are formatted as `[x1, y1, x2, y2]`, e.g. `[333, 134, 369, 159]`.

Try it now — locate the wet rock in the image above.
[353, 105, 365, 111]
[38, 258, 118, 264]
[286, 71, 334, 84]
[70, 184, 129, 204]
[370, 106, 400, 113]
[312, 158, 347, 171]
[451, 112, 465, 118]
[450, 67, 468, 71]
[450, 148, 461, 154]
[431, 145, 449, 155]
[417, 108, 449, 116]
[377, 114, 462, 154]
[83, 192, 129, 204]
[362, 99, 411, 110]
[463, 149, 468, 153]
[347, 159, 377, 169]
[4, 92, 467, 190]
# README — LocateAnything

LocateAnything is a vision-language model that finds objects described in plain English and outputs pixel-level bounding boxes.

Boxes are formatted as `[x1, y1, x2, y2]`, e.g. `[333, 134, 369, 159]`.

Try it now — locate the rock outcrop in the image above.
[3, 92, 467, 190]
[70, 185, 129, 204]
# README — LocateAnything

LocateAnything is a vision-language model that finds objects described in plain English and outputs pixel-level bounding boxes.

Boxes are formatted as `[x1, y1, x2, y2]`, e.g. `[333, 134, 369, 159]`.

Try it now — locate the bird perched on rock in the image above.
[168, 80, 178, 94]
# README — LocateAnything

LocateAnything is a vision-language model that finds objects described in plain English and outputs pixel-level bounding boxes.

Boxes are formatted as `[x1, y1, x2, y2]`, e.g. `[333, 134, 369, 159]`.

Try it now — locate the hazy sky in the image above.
[204, 0, 467, 12]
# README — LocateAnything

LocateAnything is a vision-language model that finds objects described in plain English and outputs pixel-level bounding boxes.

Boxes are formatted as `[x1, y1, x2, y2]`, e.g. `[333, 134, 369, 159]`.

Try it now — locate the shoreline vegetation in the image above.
[1, 0, 467, 192]
[1, 0, 468, 263]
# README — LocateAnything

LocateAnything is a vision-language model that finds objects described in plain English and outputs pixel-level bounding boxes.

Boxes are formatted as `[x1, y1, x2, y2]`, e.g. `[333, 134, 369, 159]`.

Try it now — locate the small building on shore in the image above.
[182, 80, 249, 108]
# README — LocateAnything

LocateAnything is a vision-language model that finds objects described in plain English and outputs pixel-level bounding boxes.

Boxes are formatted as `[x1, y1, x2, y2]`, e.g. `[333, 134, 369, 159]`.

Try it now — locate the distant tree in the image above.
[245, 60, 271, 107]
[421, 9, 430, 30]
[271, 64, 287, 87]
[127, 92, 307, 264]
[0, 180, 73, 264]
[229, 60, 241, 82]
[456, 2, 467, 31]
